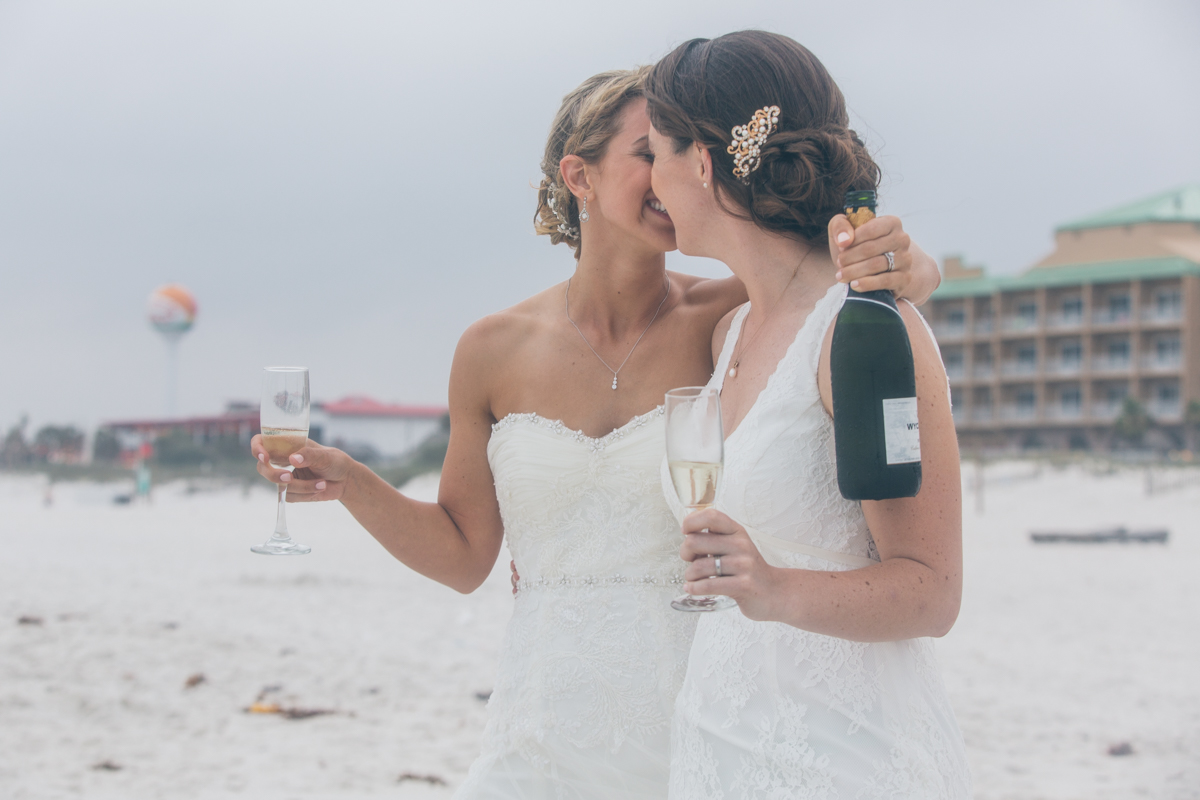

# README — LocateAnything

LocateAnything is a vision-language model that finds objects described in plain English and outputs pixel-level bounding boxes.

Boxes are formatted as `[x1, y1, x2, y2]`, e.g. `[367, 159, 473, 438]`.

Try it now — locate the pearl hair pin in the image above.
[727, 105, 780, 183]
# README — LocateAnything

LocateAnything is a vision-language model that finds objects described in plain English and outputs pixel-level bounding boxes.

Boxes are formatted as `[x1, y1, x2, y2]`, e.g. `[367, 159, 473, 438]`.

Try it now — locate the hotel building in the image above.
[923, 185, 1200, 450]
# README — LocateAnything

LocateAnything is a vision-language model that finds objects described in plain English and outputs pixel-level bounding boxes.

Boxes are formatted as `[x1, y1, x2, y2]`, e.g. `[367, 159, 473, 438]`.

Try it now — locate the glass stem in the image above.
[274, 482, 291, 541]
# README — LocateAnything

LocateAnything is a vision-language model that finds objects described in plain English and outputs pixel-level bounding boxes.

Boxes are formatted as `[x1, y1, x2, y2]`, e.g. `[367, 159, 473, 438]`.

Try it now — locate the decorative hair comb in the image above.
[727, 105, 780, 183]
[546, 189, 579, 239]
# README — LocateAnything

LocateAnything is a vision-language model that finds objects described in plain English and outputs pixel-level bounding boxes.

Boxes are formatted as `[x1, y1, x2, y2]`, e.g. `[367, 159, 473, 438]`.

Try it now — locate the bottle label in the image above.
[882, 397, 921, 465]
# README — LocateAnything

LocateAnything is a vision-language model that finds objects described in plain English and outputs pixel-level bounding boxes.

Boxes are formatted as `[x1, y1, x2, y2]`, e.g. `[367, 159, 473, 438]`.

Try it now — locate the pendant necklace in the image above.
[727, 247, 812, 379]
[565, 274, 671, 390]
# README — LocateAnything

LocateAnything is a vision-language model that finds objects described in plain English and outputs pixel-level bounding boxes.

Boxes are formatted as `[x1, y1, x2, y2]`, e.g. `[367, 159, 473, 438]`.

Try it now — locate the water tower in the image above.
[147, 284, 197, 417]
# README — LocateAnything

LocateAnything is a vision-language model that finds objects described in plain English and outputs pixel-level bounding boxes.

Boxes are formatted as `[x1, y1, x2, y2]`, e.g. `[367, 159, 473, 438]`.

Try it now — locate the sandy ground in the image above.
[1, 464, 1198, 799]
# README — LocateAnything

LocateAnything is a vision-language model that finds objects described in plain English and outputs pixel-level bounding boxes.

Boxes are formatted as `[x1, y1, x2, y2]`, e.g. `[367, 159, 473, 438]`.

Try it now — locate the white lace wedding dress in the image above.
[664, 282, 972, 799]
[454, 409, 699, 799]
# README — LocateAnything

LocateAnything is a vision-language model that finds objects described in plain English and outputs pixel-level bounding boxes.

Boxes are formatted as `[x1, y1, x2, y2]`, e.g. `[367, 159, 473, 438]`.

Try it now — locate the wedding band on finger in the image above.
[714, 556, 723, 578]
[885, 252, 895, 272]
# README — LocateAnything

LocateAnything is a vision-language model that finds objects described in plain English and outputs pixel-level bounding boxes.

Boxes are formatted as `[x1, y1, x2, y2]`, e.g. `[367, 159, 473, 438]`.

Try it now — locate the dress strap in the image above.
[711, 303, 751, 392]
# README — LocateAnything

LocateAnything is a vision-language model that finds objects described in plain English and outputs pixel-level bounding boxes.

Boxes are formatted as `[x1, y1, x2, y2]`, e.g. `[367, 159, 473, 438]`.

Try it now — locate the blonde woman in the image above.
[253, 67, 942, 798]
[644, 31, 971, 797]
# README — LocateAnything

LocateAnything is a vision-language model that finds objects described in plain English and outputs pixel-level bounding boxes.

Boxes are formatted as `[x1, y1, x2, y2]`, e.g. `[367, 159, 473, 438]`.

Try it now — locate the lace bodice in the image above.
[666, 282, 972, 799]
[455, 408, 698, 799]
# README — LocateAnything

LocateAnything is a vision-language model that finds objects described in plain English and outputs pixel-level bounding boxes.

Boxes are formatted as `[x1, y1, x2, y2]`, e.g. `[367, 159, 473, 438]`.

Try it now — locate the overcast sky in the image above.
[2, 0, 1198, 433]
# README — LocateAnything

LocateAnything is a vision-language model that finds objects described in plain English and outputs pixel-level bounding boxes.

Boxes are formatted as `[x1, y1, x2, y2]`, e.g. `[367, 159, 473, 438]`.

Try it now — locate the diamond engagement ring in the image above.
[885, 251, 895, 272]
[714, 556, 723, 578]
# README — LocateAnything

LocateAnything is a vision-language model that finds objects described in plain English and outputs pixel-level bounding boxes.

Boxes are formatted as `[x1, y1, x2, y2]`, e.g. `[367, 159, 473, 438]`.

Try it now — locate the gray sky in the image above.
[2, 0, 1198, 432]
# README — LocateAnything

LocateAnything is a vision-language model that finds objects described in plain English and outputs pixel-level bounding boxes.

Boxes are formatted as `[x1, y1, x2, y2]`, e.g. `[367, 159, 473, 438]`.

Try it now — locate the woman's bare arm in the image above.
[679, 303, 961, 641]
[252, 317, 507, 594]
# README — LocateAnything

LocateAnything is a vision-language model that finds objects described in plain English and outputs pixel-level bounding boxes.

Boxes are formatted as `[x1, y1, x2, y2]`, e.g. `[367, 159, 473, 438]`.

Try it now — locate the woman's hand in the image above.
[679, 508, 783, 622]
[250, 436, 356, 503]
[827, 214, 941, 305]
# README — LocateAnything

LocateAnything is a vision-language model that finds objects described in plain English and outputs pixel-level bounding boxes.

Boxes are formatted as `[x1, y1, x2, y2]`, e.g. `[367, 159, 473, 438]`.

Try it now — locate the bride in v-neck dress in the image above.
[248, 64, 942, 799]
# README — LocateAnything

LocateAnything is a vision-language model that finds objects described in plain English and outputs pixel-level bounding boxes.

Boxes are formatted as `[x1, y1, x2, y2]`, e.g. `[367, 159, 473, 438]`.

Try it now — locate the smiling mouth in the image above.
[647, 199, 670, 217]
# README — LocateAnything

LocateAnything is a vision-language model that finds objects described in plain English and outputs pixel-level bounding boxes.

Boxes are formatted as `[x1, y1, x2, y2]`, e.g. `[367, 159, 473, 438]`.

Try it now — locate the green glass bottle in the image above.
[831, 190, 922, 500]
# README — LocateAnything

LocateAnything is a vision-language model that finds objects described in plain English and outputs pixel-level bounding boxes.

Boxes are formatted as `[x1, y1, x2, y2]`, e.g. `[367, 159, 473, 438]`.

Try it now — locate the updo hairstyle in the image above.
[534, 66, 650, 258]
[645, 31, 880, 245]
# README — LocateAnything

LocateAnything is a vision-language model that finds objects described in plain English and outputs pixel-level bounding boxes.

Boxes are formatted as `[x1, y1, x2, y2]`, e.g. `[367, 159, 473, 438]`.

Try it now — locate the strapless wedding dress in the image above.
[454, 408, 698, 799]
[664, 283, 972, 799]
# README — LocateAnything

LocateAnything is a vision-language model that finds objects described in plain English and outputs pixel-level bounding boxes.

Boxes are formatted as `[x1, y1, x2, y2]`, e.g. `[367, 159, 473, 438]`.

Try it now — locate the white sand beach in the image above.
[1, 464, 1198, 799]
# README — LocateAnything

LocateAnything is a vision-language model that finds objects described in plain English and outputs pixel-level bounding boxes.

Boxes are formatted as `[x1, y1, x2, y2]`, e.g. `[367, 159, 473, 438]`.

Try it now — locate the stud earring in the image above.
[703, 182, 708, 189]
[580, 197, 590, 223]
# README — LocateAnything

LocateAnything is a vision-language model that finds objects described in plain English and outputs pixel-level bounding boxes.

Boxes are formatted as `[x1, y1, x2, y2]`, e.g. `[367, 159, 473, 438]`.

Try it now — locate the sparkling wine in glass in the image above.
[665, 386, 736, 612]
[252, 366, 312, 556]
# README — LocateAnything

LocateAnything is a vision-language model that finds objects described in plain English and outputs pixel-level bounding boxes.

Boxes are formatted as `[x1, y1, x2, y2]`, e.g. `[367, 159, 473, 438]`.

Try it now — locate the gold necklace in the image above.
[727, 248, 812, 379]
[565, 274, 671, 390]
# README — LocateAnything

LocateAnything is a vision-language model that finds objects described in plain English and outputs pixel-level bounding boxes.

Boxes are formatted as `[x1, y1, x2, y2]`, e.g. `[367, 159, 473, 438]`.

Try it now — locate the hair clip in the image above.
[546, 189, 579, 239]
[727, 106, 780, 183]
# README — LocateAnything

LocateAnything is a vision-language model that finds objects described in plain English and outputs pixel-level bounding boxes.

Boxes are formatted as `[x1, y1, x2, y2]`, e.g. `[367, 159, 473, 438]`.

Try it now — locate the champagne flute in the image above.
[252, 366, 312, 556]
[665, 386, 736, 612]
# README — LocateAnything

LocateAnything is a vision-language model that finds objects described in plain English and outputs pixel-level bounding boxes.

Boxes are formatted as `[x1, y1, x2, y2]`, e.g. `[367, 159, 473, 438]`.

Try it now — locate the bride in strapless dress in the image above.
[250, 64, 942, 798]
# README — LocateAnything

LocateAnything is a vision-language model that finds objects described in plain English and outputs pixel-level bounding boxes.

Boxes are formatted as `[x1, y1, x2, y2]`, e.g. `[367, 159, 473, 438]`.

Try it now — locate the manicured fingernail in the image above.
[850, 280, 860, 289]
[836, 232, 851, 245]
[315, 481, 326, 491]
[257, 453, 265, 462]
[292, 454, 304, 465]
[279, 473, 291, 482]
[835, 271, 843, 282]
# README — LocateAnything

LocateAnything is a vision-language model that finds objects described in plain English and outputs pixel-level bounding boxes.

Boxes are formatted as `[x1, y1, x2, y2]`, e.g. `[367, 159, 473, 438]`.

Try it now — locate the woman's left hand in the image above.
[680, 508, 781, 622]
[827, 214, 941, 305]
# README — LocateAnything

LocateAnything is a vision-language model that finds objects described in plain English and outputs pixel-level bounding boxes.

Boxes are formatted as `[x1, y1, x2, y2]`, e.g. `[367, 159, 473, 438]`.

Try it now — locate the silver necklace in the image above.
[727, 246, 812, 379]
[565, 275, 671, 390]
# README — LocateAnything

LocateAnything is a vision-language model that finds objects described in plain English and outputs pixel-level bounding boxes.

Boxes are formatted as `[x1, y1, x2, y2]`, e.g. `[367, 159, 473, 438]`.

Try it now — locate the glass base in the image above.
[671, 593, 737, 613]
[251, 538, 311, 556]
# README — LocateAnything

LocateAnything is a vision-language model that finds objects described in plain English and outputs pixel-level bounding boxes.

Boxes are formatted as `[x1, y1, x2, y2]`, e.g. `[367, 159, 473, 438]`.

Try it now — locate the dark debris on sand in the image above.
[91, 760, 122, 772]
[1108, 741, 1135, 756]
[398, 772, 447, 786]
[184, 673, 206, 689]
[17, 615, 43, 626]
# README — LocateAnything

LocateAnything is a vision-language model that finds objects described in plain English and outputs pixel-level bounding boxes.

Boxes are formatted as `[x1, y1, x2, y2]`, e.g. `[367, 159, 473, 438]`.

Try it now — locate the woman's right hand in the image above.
[250, 436, 356, 503]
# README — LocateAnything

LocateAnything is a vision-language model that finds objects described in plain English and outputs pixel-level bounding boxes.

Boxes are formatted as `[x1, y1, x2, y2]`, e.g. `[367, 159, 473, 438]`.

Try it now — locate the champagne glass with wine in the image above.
[252, 366, 312, 556]
[665, 386, 736, 612]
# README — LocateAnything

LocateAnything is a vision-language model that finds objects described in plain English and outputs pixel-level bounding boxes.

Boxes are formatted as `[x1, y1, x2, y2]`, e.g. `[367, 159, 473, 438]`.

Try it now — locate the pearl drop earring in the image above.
[579, 197, 590, 223]
[703, 182, 708, 189]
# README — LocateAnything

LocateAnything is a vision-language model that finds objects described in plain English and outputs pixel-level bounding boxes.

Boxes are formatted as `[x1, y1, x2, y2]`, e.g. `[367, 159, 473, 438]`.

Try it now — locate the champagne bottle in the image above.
[831, 190, 922, 500]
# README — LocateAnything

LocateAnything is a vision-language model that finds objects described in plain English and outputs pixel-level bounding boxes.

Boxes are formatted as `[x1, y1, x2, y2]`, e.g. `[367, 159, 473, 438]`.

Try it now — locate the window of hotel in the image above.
[1060, 341, 1082, 364]
[1107, 385, 1128, 402]
[1107, 339, 1129, 360]
[1017, 301, 1037, 321]
[946, 308, 965, 326]
[1156, 290, 1182, 315]
[1158, 383, 1180, 404]
[1016, 388, 1036, 413]
[1156, 336, 1181, 359]
[1060, 386, 1081, 410]
[1108, 294, 1131, 318]
[1017, 344, 1036, 368]
[1061, 297, 1083, 319]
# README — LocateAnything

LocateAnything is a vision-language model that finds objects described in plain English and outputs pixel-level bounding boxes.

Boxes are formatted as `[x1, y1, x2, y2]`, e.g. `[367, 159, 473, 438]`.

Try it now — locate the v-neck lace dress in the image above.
[663, 282, 972, 799]
[454, 408, 699, 799]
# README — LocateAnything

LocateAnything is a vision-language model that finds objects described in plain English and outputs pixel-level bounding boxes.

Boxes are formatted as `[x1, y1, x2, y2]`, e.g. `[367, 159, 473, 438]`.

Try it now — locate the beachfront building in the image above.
[923, 185, 1200, 450]
[309, 396, 446, 461]
[101, 396, 447, 464]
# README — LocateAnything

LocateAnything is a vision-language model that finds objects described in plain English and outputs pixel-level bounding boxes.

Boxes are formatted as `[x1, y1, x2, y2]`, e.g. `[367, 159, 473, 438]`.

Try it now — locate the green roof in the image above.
[931, 257, 1200, 299]
[1057, 185, 1200, 231]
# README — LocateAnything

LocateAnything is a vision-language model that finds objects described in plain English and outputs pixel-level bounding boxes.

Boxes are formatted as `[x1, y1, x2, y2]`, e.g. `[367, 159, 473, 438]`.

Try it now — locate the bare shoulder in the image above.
[673, 272, 748, 314]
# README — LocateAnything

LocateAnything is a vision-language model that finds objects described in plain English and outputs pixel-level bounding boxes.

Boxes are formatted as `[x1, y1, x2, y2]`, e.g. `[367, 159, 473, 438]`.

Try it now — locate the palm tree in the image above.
[1113, 397, 1151, 447]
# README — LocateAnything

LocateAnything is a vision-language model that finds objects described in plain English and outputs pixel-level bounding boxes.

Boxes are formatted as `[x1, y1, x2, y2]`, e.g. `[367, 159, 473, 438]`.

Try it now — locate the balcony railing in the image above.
[1090, 402, 1124, 420]
[970, 407, 994, 423]
[1091, 356, 1132, 374]
[973, 318, 994, 335]
[1092, 310, 1133, 327]
[1044, 359, 1083, 376]
[999, 404, 1039, 421]
[933, 321, 967, 340]
[1141, 307, 1183, 325]
[1002, 316, 1039, 332]
[1150, 402, 1183, 421]
[972, 363, 994, 380]
[1045, 313, 1084, 331]
[1044, 404, 1084, 421]
[1001, 360, 1038, 376]
[1141, 354, 1182, 373]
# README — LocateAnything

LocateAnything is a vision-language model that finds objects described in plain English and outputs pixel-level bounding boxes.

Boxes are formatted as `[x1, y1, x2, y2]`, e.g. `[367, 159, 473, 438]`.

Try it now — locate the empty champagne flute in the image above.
[252, 366, 312, 555]
[665, 386, 736, 612]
